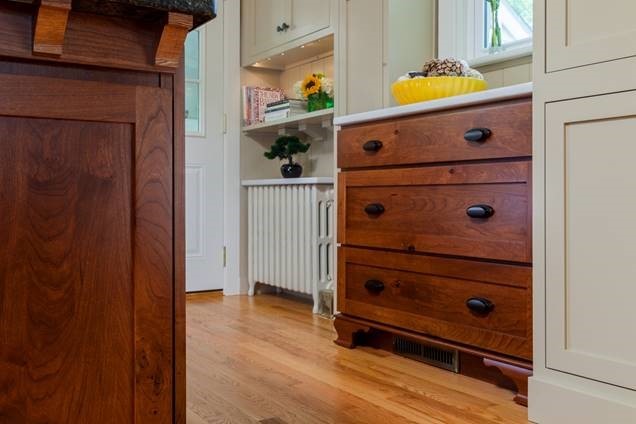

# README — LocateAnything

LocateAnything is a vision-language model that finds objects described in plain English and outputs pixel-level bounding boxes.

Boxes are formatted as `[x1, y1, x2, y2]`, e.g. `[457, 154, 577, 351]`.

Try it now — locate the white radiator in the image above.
[245, 180, 334, 313]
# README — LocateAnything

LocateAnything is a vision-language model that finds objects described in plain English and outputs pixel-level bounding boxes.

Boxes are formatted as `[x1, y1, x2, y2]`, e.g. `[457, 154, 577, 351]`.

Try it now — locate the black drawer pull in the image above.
[466, 297, 494, 315]
[362, 140, 383, 152]
[466, 204, 494, 219]
[365, 279, 385, 293]
[276, 22, 290, 32]
[464, 128, 492, 142]
[364, 203, 385, 215]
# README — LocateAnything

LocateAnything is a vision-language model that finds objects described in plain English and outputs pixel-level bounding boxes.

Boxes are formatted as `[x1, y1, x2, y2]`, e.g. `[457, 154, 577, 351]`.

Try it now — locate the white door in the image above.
[185, 8, 225, 292]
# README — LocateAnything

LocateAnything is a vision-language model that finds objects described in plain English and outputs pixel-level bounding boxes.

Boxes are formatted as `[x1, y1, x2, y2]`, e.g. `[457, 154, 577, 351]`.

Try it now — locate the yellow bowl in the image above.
[391, 76, 488, 105]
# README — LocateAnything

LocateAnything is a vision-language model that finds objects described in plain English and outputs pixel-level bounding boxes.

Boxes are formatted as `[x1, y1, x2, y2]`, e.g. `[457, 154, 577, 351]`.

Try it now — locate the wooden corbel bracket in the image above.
[155, 12, 194, 68]
[33, 0, 72, 56]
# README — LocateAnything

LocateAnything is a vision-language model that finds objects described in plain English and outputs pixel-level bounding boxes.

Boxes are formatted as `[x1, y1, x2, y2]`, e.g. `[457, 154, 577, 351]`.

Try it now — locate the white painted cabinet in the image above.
[544, 91, 636, 391]
[241, 0, 332, 66]
[546, 0, 636, 72]
[246, 0, 290, 59]
[336, 0, 436, 115]
[532, 1, 636, 422]
[337, 0, 385, 114]
[288, 0, 331, 44]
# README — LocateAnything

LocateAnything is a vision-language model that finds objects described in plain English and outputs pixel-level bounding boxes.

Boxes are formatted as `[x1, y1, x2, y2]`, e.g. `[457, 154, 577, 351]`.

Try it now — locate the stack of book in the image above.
[242, 86, 285, 126]
[264, 99, 308, 122]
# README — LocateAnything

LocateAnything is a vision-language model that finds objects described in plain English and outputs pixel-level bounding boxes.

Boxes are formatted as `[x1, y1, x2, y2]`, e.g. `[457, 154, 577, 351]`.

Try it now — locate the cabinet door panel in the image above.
[545, 91, 636, 390]
[341, 0, 384, 114]
[0, 73, 174, 423]
[244, 0, 290, 58]
[546, 0, 636, 71]
[288, 0, 330, 42]
[0, 118, 134, 423]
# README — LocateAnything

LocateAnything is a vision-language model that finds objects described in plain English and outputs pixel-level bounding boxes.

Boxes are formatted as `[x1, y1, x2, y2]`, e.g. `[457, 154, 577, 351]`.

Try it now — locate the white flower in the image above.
[293, 80, 305, 99]
[321, 77, 334, 98]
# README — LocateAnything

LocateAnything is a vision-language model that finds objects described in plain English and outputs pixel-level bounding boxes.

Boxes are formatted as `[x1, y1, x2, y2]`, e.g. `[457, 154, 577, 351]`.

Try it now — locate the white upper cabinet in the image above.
[546, 0, 636, 72]
[241, 0, 333, 66]
[287, 0, 331, 43]
[248, 0, 291, 58]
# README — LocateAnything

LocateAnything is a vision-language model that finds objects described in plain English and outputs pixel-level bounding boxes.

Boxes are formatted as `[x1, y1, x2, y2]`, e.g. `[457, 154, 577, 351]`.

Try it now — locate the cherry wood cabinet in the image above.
[338, 162, 532, 263]
[0, 1, 212, 422]
[335, 93, 533, 406]
[338, 99, 531, 168]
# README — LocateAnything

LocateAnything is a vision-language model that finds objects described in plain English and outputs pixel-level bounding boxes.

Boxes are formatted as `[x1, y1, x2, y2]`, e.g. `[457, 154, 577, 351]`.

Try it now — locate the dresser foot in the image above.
[333, 314, 371, 348]
[483, 358, 532, 406]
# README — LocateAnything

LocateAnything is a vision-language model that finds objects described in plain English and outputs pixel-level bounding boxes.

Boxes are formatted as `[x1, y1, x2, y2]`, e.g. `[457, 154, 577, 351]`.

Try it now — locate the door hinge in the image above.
[223, 113, 228, 134]
[223, 246, 227, 267]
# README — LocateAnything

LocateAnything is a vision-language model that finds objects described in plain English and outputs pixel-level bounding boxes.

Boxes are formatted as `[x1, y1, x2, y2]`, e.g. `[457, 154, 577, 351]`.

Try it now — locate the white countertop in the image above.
[333, 82, 532, 126]
[241, 177, 334, 186]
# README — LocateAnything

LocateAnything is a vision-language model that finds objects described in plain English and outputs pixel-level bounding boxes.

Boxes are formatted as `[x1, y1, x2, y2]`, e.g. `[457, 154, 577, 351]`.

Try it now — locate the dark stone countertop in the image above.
[71, 0, 216, 27]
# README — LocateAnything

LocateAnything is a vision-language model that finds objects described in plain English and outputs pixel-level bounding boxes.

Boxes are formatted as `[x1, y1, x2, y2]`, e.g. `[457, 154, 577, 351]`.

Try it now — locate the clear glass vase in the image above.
[488, 0, 502, 49]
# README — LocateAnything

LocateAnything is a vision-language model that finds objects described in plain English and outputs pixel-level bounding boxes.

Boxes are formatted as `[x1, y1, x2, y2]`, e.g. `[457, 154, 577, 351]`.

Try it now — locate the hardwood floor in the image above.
[186, 292, 529, 424]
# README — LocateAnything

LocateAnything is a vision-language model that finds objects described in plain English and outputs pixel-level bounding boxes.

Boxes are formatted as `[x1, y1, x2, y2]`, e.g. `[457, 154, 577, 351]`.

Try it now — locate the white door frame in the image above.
[186, 17, 225, 292]
[222, 0, 246, 295]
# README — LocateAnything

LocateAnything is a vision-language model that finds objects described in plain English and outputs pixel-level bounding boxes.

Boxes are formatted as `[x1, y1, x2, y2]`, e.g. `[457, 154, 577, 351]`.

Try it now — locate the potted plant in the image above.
[264, 135, 311, 178]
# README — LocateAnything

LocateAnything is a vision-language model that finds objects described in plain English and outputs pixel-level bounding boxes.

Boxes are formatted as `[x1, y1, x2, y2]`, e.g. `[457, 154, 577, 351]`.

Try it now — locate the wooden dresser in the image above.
[0, 1, 213, 422]
[334, 84, 533, 405]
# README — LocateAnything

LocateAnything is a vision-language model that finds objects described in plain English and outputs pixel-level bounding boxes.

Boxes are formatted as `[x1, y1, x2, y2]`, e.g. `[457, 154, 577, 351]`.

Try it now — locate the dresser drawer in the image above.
[338, 162, 532, 263]
[338, 247, 532, 360]
[338, 99, 531, 169]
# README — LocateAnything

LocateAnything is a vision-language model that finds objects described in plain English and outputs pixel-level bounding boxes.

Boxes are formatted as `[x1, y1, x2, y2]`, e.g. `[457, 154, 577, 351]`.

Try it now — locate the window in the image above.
[185, 28, 204, 135]
[438, 0, 533, 66]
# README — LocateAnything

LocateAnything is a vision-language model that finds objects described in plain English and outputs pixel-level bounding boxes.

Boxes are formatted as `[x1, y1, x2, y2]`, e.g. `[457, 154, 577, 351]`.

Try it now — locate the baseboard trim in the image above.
[529, 376, 636, 423]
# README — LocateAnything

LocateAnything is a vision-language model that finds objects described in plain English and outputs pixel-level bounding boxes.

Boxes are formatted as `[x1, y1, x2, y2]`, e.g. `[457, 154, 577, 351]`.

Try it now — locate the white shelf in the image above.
[242, 108, 334, 140]
[242, 177, 334, 187]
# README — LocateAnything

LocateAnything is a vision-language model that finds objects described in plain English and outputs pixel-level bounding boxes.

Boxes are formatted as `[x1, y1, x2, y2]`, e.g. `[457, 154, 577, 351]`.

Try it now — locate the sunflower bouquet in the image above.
[293, 73, 334, 112]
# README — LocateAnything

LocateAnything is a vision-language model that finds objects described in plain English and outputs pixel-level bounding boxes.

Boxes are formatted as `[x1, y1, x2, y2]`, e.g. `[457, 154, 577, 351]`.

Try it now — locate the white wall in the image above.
[476, 56, 533, 88]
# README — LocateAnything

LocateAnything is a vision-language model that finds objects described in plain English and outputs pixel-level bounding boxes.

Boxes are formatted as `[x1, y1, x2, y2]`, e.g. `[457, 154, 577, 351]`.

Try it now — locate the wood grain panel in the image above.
[0, 2, 173, 73]
[33, 0, 72, 56]
[340, 162, 532, 263]
[338, 99, 531, 169]
[338, 247, 532, 360]
[155, 13, 193, 67]
[0, 59, 161, 87]
[337, 120, 398, 168]
[134, 87, 174, 423]
[0, 117, 134, 423]
[172, 62, 187, 424]
[346, 263, 527, 337]
[0, 74, 136, 123]
[0, 8, 182, 421]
